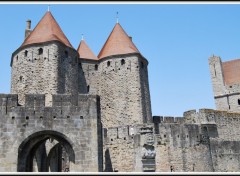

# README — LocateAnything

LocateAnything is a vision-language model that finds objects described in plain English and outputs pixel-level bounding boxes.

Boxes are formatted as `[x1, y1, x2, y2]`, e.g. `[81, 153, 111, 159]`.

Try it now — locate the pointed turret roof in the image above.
[77, 39, 98, 60]
[98, 23, 140, 59]
[21, 11, 73, 48]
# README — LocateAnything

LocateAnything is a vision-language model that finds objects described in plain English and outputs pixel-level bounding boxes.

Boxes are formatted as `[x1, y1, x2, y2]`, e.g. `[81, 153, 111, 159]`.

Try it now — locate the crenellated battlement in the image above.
[154, 108, 240, 126]
[153, 116, 184, 124]
[0, 94, 18, 107]
[153, 108, 240, 143]
[103, 125, 137, 143]
[0, 94, 99, 120]
[183, 109, 197, 117]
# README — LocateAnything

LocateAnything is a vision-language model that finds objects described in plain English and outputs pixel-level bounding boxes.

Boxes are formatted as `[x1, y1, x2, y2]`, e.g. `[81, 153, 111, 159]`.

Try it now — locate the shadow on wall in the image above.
[104, 148, 113, 172]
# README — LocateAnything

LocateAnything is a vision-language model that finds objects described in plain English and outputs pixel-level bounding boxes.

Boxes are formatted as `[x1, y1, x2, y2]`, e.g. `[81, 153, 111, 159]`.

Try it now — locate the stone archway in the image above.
[17, 130, 75, 172]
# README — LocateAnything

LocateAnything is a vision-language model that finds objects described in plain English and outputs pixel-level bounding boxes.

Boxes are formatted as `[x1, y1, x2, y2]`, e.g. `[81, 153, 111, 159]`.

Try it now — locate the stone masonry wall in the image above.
[102, 124, 156, 172]
[208, 56, 229, 111]
[0, 94, 102, 172]
[80, 54, 152, 128]
[103, 126, 135, 172]
[152, 109, 240, 172]
[208, 56, 226, 97]
[81, 60, 99, 95]
[11, 41, 79, 106]
[210, 139, 240, 172]
[153, 116, 213, 172]
[209, 56, 240, 112]
[196, 109, 240, 141]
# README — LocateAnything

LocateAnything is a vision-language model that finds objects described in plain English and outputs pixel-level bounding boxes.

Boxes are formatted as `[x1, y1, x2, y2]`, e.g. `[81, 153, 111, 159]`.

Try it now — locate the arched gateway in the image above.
[17, 130, 75, 172]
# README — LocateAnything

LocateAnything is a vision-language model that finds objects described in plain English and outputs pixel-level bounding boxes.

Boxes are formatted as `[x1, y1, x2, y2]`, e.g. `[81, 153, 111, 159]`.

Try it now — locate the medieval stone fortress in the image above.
[1, 9, 240, 172]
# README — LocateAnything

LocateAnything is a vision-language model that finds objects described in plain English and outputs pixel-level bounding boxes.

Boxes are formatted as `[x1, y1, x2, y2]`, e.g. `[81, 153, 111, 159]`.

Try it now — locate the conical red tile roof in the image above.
[98, 23, 140, 59]
[77, 39, 98, 60]
[21, 11, 73, 48]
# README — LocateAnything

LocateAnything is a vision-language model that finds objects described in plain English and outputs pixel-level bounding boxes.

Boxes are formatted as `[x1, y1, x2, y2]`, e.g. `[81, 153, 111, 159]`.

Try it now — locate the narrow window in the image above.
[26, 116, 29, 120]
[213, 64, 216, 77]
[65, 50, 69, 58]
[107, 61, 111, 67]
[16, 55, 18, 61]
[238, 99, 240, 105]
[20, 76, 23, 83]
[141, 61, 144, 68]
[121, 59, 125, 65]
[24, 50, 28, 57]
[38, 48, 43, 55]
[87, 85, 90, 93]
[227, 96, 230, 109]
[95, 64, 98, 71]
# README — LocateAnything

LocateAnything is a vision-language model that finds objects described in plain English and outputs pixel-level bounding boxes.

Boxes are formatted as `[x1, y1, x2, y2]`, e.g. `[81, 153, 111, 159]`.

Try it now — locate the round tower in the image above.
[10, 11, 79, 106]
[97, 22, 152, 128]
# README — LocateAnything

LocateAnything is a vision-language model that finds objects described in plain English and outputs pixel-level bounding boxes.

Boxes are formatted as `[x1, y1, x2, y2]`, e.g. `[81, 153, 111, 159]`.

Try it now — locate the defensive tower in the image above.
[10, 11, 80, 106]
[79, 22, 152, 128]
[209, 56, 240, 112]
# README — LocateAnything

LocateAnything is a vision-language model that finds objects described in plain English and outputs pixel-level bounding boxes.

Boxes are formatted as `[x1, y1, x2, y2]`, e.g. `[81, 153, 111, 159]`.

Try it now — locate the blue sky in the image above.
[1, 3, 240, 117]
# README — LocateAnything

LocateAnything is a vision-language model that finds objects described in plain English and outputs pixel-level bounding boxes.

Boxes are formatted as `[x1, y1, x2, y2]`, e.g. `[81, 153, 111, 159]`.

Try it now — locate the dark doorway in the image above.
[17, 130, 75, 172]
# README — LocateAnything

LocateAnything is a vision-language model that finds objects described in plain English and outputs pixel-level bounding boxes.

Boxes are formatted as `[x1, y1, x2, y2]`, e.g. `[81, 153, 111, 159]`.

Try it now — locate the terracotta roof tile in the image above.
[222, 59, 240, 85]
[21, 11, 73, 49]
[98, 23, 140, 59]
[77, 39, 98, 60]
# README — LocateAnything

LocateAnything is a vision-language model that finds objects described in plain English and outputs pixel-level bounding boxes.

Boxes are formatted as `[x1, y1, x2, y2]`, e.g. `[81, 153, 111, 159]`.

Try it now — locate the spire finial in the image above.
[116, 11, 119, 23]
[81, 34, 84, 40]
[48, 5, 50, 12]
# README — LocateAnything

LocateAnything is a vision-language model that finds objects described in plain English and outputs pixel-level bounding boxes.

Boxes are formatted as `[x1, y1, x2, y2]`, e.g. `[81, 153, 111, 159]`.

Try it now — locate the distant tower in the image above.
[10, 11, 79, 106]
[96, 22, 152, 127]
[209, 55, 240, 112]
